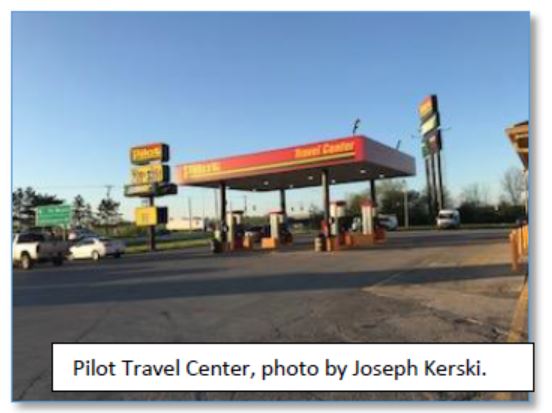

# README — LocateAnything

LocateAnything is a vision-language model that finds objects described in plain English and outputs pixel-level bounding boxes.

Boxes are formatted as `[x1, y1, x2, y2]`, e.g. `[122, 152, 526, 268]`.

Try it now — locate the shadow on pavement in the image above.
[14, 262, 520, 307]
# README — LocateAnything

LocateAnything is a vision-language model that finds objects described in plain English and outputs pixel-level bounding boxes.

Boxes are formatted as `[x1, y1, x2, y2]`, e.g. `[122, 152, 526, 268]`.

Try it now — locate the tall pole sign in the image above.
[418, 95, 445, 217]
[125, 143, 177, 251]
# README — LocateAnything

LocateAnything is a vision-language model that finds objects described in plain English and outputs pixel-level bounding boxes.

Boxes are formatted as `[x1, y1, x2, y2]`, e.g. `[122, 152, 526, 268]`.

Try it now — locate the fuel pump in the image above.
[262, 211, 291, 249]
[361, 201, 375, 235]
[262, 211, 281, 249]
[269, 211, 282, 241]
[361, 200, 385, 241]
[226, 210, 245, 250]
[330, 201, 347, 244]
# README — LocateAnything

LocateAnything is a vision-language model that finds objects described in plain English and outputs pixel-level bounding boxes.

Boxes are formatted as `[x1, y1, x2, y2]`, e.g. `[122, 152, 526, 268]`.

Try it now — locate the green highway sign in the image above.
[36, 204, 72, 227]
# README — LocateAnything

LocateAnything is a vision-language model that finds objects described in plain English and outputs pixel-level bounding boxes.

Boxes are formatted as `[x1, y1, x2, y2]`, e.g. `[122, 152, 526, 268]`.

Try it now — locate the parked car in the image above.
[436, 209, 461, 229]
[68, 237, 126, 261]
[267, 224, 293, 243]
[68, 228, 98, 242]
[12, 232, 69, 270]
[377, 214, 399, 231]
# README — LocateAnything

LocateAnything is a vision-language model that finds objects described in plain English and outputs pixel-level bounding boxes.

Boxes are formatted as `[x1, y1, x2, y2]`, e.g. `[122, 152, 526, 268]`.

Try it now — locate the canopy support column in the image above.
[219, 181, 227, 243]
[370, 179, 377, 206]
[279, 188, 287, 223]
[322, 169, 331, 238]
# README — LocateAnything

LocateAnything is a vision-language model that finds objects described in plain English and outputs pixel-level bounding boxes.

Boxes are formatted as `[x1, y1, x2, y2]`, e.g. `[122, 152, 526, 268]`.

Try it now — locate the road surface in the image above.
[12, 229, 527, 401]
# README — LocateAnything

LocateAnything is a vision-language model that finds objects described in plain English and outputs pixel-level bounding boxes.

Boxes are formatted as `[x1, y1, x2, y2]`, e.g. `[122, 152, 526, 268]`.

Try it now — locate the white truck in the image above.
[12, 232, 70, 270]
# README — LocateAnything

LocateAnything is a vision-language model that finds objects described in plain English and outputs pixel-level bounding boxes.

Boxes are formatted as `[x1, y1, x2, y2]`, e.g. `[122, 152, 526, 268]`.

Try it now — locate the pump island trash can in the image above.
[314, 234, 325, 252]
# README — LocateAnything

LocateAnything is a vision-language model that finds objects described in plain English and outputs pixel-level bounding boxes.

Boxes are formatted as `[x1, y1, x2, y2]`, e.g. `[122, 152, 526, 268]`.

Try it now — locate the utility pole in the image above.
[105, 184, 113, 200]
[403, 180, 409, 229]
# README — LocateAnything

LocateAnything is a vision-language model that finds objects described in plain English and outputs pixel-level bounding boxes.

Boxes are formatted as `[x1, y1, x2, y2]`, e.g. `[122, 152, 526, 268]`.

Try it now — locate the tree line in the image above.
[344, 166, 527, 226]
[12, 167, 527, 232]
[12, 187, 122, 231]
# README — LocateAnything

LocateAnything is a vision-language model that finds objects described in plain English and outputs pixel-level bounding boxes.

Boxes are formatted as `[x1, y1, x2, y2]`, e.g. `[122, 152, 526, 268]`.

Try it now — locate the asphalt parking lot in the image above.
[12, 228, 527, 401]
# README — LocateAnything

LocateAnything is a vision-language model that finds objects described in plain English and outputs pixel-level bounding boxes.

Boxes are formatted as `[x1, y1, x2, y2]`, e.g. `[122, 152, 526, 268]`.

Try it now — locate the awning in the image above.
[505, 121, 529, 170]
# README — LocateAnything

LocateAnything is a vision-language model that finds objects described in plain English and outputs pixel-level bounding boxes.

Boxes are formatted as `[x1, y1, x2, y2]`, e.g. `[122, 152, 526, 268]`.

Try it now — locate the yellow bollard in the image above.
[510, 231, 520, 272]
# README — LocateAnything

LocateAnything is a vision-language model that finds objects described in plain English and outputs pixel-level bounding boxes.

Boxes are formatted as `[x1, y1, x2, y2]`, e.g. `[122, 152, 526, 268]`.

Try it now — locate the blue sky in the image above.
[12, 12, 529, 219]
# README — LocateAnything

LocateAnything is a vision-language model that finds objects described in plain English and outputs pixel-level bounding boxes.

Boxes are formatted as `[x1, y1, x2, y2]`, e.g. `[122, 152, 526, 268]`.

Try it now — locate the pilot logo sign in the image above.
[130, 143, 169, 165]
[125, 142, 175, 252]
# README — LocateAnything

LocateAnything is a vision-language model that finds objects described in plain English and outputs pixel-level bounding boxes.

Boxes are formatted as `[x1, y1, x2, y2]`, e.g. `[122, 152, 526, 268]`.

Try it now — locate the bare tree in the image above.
[460, 183, 490, 207]
[501, 167, 525, 206]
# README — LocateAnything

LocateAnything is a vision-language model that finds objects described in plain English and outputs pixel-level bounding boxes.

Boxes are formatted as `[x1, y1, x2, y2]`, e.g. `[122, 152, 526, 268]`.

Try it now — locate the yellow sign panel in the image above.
[131, 164, 170, 185]
[135, 207, 158, 227]
[130, 143, 169, 165]
[418, 100, 432, 119]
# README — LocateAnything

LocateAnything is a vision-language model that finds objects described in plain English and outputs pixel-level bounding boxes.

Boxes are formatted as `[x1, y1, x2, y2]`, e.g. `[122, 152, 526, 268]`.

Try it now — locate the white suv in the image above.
[436, 209, 461, 229]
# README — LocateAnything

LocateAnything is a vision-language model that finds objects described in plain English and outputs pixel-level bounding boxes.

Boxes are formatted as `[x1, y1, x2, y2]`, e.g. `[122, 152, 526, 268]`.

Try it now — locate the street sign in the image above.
[130, 143, 169, 165]
[135, 206, 168, 226]
[36, 204, 72, 227]
[131, 164, 170, 185]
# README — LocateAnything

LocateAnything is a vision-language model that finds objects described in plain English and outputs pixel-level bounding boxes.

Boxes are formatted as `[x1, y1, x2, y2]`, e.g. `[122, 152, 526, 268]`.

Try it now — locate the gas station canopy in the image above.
[175, 135, 416, 190]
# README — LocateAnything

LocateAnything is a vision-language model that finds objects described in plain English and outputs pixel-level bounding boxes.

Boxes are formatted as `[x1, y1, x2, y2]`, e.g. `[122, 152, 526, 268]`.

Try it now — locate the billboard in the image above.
[130, 143, 169, 165]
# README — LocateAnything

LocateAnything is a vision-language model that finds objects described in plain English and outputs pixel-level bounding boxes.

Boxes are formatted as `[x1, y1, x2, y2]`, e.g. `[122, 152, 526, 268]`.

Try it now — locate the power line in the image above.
[13, 185, 123, 190]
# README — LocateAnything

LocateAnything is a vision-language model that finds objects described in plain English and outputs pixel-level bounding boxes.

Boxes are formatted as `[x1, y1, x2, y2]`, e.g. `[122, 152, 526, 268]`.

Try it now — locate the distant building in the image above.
[166, 217, 206, 232]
